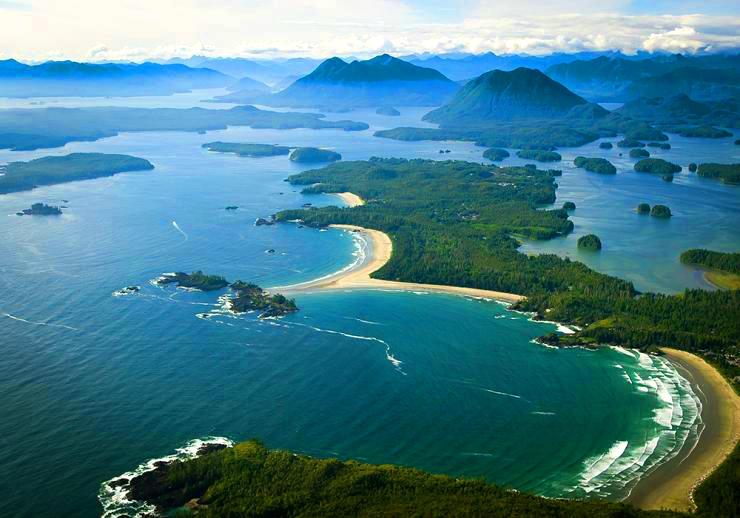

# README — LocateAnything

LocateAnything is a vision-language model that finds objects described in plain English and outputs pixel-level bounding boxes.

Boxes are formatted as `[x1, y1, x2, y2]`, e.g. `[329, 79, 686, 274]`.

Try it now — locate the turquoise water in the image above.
[0, 95, 732, 517]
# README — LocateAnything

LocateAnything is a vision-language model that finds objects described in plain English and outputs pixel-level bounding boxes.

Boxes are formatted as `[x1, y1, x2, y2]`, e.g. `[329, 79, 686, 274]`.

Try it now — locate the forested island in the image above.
[634, 159, 682, 175]
[516, 149, 562, 162]
[202, 142, 291, 157]
[483, 148, 510, 161]
[119, 439, 684, 518]
[229, 282, 298, 318]
[16, 202, 62, 216]
[650, 205, 672, 218]
[578, 234, 602, 251]
[630, 148, 650, 158]
[157, 271, 230, 291]
[0, 105, 368, 151]
[574, 156, 617, 174]
[0, 153, 154, 194]
[680, 249, 740, 290]
[289, 147, 342, 163]
[637, 203, 651, 214]
[696, 163, 740, 185]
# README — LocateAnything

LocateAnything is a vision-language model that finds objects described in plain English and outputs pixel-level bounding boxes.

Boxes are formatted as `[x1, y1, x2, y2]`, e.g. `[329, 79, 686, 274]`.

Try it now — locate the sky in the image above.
[0, 0, 738, 62]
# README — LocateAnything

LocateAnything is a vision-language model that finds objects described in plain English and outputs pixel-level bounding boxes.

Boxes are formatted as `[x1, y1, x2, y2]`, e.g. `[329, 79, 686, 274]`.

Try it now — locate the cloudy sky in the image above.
[1, 0, 738, 62]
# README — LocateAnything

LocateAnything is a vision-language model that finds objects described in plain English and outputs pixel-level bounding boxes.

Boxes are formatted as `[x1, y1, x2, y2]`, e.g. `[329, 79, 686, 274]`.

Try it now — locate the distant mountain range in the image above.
[546, 54, 740, 101]
[222, 54, 460, 109]
[0, 60, 233, 97]
[424, 67, 605, 126]
[162, 56, 325, 85]
[406, 51, 633, 81]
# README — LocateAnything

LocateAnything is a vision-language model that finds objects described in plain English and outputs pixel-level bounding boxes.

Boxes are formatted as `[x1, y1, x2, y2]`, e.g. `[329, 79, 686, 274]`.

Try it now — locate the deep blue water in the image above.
[0, 94, 733, 517]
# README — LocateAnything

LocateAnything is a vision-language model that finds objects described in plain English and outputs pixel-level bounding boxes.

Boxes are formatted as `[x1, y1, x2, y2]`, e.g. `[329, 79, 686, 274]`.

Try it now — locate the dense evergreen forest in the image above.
[127, 439, 685, 518]
[680, 249, 740, 275]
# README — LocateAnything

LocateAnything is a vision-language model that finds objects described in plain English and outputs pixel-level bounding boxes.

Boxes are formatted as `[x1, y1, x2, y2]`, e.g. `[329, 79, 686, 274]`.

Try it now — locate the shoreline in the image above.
[626, 348, 740, 512]
[276, 224, 524, 304]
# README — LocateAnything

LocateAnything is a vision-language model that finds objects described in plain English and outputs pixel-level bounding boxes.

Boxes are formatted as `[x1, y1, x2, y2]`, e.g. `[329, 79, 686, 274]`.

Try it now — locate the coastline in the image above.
[280, 191, 738, 511]
[626, 348, 740, 512]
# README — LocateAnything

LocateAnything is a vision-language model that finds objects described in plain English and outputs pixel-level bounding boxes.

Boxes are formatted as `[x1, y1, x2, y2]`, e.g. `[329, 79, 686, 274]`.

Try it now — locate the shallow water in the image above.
[0, 93, 731, 517]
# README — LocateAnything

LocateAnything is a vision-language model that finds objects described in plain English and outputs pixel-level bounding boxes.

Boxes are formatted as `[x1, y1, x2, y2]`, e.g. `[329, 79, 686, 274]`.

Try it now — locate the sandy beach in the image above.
[277, 222, 523, 303]
[333, 192, 365, 207]
[626, 348, 740, 512]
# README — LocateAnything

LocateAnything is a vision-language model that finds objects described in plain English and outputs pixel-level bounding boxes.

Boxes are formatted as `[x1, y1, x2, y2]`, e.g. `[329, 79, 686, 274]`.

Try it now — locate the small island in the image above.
[647, 142, 671, 150]
[289, 147, 342, 163]
[650, 204, 672, 218]
[0, 152, 154, 194]
[696, 163, 740, 185]
[599, 142, 613, 149]
[678, 126, 733, 139]
[562, 201, 576, 210]
[629, 148, 650, 158]
[483, 148, 510, 161]
[573, 156, 617, 174]
[17, 202, 62, 216]
[680, 249, 740, 290]
[516, 149, 562, 162]
[577, 234, 602, 251]
[617, 138, 645, 148]
[155, 273, 298, 317]
[634, 158, 682, 175]
[376, 106, 400, 116]
[688, 163, 698, 172]
[156, 271, 229, 291]
[203, 141, 291, 157]
[228, 281, 298, 318]
[637, 203, 651, 214]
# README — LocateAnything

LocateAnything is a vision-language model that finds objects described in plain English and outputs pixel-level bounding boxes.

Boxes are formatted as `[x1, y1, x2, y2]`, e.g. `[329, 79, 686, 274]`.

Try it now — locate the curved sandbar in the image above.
[276, 192, 523, 304]
[626, 348, 740, 512]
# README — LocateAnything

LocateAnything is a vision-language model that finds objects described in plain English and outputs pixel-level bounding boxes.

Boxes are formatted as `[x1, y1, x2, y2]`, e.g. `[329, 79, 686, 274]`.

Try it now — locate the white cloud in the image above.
[0, 1, 737, 62]
[643, 26, 705, 53]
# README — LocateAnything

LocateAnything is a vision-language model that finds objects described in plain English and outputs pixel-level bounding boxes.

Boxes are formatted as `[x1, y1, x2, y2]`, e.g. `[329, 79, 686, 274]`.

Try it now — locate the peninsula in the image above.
[0, 105, 368, 151]
[118, 439, 685, 518]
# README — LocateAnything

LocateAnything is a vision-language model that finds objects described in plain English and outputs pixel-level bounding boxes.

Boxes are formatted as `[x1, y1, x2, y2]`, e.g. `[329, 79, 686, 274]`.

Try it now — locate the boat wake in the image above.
[2, 312, 79, 331]
[171, 220, 188, 241]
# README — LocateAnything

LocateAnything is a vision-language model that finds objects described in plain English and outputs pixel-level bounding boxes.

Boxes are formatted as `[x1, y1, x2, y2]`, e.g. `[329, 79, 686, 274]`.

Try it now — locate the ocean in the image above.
[0, 94, 734, 517]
